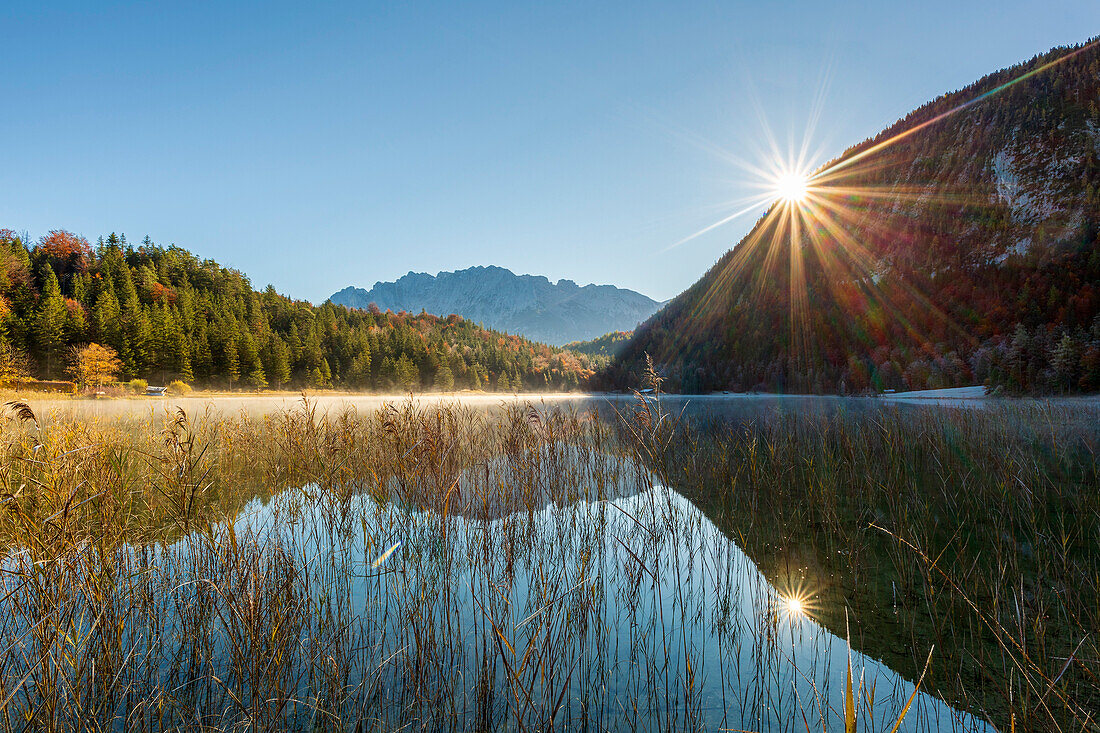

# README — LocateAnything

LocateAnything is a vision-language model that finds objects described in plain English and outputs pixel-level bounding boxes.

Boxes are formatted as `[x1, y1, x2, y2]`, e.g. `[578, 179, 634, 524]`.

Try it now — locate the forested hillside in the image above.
[603, 38, 1100, 394]
[564, 331, 633, 358]
[0, 230, 595, 391]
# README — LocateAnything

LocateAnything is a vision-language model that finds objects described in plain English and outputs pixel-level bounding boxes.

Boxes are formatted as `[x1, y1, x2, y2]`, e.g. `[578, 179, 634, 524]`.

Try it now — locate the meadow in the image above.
[0, 392, 1094, 731]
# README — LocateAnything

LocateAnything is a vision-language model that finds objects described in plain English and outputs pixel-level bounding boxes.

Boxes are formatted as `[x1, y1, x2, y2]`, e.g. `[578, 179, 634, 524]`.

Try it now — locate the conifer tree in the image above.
[93, 286, 122, 350]
[34, 266, 67, 378]
[265, 337, 291, 389]
[224, 336, 240, 386]
[434, 363, 455, 390]
[165, 307, 193, 381]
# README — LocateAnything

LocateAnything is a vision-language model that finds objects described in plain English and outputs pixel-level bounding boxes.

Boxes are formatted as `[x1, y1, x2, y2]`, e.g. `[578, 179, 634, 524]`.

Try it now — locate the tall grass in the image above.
[0, 394, 1090, 730]
[623, 395, 1099, 732]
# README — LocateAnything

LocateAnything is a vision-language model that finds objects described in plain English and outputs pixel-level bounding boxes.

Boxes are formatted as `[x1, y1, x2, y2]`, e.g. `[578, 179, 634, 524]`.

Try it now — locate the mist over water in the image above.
[23, 387, 1100, 427]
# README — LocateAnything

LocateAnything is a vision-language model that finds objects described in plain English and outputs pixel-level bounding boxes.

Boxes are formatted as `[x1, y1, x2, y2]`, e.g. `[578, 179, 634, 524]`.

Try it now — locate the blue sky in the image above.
[2, 2, 1097, 303]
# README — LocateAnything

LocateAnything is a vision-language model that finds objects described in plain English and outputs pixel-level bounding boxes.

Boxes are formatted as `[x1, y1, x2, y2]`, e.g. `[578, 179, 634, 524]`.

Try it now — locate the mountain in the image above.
[603, 38, 1100, 394]
[329, 266, 662, 346]
[0, 231, 599, 391]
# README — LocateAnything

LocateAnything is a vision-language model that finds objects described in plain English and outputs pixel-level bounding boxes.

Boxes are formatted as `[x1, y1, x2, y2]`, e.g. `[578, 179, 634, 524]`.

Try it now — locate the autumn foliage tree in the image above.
[39, 229, 93, 282]
[68, 342, 122, 388]
[0, 340, 28, 384]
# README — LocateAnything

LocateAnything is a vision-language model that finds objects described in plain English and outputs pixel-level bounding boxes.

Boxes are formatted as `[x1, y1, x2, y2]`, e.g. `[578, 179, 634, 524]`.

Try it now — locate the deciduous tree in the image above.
[68, 342, 122, 387]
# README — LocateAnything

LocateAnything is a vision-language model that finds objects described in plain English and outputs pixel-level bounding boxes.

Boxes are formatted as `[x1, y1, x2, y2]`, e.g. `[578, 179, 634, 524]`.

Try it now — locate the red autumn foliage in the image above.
[64, 298, 85, 320]
[39, 230, 93, 272]
[150, 282, 177, 305]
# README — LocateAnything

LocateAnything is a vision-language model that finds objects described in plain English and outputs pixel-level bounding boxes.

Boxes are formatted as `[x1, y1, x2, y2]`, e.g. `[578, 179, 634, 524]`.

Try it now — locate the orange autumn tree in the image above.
[68, 343, 122, 388]
[38, 229, 93, 277]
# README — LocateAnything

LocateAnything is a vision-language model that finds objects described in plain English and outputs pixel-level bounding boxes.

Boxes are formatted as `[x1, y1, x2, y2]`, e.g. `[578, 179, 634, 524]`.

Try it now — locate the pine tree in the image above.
[192, 323, 214, 379]
[165, 307, 193, 381]
[247, 366, 268, 389]
[347, 351, 371, 388]
[434, 363, 455, 391]
[1052, 332, 1081, 392]
[119, 297, 149, 379]
[287, 322, 303, 366]
[265, 337, 291, 389]
[93, 285, 123, 350]
[394, 354, 418, 391]
[238, 329, 261, 379]
[224, 337, 240, 386]
[34, 266, 67, 378]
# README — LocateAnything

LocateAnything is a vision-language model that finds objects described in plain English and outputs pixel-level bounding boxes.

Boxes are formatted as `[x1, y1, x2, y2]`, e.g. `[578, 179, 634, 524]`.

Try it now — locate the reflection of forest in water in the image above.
[592, 396, 1099, 732]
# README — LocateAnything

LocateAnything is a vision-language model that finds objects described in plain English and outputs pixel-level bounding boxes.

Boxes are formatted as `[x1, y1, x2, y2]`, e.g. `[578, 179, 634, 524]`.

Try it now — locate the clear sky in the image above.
[2, 2, 1097, 303]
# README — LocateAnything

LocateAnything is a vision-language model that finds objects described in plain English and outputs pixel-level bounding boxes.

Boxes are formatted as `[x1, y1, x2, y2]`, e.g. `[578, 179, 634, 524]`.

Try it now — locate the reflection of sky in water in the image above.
[205, 452, 991, 732]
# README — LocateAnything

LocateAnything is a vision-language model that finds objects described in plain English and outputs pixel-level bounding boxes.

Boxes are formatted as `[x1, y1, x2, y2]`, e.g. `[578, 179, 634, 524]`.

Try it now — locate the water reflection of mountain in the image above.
[390, 443, 654, 521]
[227, 458, 988, 732]
[114, 394, 1083, 729]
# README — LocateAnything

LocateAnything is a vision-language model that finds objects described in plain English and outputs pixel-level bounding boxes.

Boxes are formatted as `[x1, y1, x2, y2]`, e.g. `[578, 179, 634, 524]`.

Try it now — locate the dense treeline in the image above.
[0, 229, 596, 391]
[603, 38, 1100, 394]
[563, 331, 632, 359]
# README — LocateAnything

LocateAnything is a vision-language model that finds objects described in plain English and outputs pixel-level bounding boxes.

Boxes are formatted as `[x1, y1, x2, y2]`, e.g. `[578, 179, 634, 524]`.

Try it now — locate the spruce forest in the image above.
[0, 229, 596, 391]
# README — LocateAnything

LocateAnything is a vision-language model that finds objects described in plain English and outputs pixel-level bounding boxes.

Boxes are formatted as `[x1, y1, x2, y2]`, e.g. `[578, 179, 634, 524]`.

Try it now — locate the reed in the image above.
[0, 394, 1092, 731]
[627, 396, 1099, 731]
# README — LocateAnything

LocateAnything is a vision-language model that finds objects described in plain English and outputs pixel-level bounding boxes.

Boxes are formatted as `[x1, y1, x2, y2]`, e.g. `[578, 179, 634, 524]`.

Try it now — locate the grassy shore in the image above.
[0, 395, 1094, 730]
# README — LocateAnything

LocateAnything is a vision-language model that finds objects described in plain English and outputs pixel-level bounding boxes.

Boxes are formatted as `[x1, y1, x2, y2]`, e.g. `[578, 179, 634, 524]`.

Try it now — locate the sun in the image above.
[775, 171, 811, 205]
[785, 595, 805, 616]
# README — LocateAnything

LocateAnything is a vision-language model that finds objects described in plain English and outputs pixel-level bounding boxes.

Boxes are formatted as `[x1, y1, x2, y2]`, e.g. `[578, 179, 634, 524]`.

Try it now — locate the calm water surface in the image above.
[176, 446, 993, 732]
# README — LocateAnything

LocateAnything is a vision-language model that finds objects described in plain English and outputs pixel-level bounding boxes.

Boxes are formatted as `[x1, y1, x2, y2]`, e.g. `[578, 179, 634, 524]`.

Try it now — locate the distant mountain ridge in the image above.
[330, 266, 662, 345]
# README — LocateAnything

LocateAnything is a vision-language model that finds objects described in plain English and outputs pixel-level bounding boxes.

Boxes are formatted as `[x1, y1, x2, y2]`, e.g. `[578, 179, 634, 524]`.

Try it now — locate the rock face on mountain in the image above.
[603, 38, 1100, 394]
[329, 266, 662, 346]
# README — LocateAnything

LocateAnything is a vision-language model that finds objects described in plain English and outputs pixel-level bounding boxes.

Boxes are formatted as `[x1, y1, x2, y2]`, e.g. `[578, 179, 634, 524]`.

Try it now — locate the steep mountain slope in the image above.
[330, 266, 662, 346]
[604, 38, 1100, 394]
[0, 231, 598, 391]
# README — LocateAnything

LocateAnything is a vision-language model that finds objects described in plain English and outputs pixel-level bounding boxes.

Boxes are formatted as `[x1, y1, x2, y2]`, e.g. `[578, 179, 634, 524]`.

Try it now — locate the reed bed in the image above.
[0, 394, 1088, 731]
[625, 394, 1100, 732]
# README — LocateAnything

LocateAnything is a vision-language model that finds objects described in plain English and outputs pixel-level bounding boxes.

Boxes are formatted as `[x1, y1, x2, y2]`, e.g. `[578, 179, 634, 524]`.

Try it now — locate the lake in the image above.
[0, 394, 1094, 730]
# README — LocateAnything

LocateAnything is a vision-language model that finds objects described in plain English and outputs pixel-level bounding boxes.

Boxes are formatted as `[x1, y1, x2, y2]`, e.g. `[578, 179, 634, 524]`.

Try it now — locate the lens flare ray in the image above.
[660, 39, 1096, 383]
